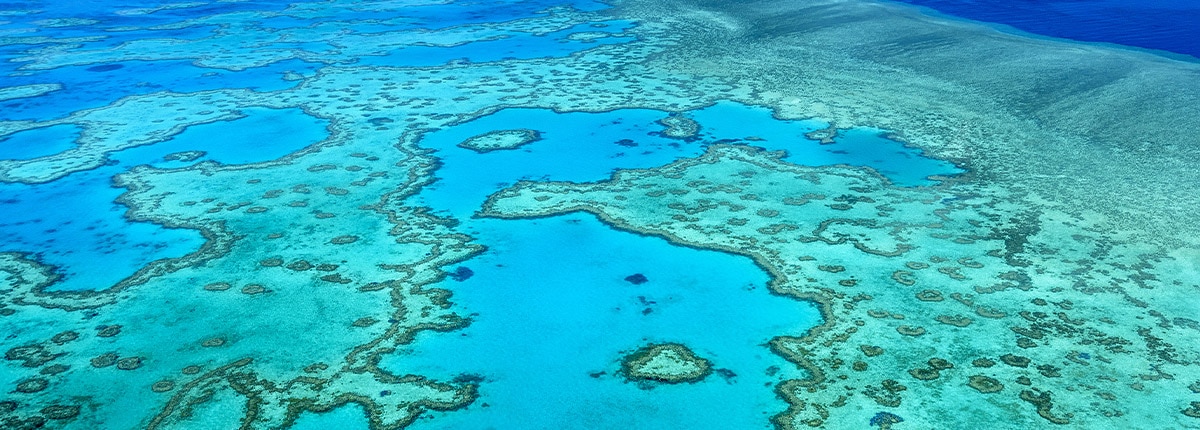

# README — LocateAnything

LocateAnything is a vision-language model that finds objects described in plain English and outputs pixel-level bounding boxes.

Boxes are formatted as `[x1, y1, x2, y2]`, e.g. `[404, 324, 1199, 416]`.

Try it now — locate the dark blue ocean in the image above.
[893, 0, 1200, 59]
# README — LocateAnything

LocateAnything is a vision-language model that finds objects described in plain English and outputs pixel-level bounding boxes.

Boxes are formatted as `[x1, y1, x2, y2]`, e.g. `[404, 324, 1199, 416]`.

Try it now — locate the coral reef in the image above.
[456, 129, 541, 153]
[620, 343, 713, 384]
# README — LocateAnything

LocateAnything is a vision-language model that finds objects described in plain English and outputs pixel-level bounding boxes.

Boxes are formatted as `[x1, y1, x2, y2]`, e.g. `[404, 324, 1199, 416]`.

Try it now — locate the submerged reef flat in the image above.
[0, 84, 63, 102]
[456, 129, 541, 153]
[0, 0, 1197, 428]
[657, 113, 700, 139]
[0, 92, 250, 183]
[620, 343, 713, 384]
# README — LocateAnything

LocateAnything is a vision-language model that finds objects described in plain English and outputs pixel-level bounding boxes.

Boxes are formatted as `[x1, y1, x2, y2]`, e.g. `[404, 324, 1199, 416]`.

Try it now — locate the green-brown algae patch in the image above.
[456, 129, 541, 153]
[620, 343, 713, 384]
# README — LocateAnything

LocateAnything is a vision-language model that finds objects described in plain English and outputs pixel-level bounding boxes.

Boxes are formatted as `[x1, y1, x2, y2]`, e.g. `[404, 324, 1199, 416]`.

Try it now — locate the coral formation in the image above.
[1, 0, 1197, 428]
[456, 129, 541, 153]
[620, 343, 713, 384]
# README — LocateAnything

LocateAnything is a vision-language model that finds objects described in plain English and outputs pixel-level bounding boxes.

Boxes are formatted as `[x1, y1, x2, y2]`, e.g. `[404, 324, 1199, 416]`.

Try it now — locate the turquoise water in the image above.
[1, 0, 1197, 428]
[356, 22, 636, 67]
[376, 102, 949, 427]
[137, 107, 329, 167]
[415, 102, 961, 216]
[413, 107, 704, 216]
[0, 107, 326, 292]
[389, 215, 815, 429]
[690, 102, 963, 187]
[398, 105, 818, 427]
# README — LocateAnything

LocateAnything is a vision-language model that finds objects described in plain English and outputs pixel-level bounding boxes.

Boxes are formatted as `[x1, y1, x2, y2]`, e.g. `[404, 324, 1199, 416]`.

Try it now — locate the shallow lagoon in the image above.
[0, 107, 326, 292]
[0, 124, 79, 160]
[401, 106, 805, 426]
[689, 102, 963, 187]
[356, 21, 636, 68]
[377, 101, 961, 427]
[415, 101, 963, 218]
[0, 59, 318, 121]
[392, 214, 816, 429]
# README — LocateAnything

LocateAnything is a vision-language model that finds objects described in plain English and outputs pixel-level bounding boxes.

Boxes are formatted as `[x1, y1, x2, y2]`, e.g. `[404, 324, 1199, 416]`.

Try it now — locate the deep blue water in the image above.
[0, 124, 79, 160]
[892, 0, 1200, 59]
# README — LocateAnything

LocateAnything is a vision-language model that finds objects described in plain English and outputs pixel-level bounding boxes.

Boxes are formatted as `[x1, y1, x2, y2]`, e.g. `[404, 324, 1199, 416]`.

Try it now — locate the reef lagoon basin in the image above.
[1, 0, 1199, 429]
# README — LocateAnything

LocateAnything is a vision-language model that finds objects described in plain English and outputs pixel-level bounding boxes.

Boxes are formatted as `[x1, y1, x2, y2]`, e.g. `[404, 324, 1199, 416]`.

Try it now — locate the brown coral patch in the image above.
[96, 325, 122, 338]
[975, 306, 1007, 318]
[116, 356, 143, 370]
[203, 282, 231, 291]
[40, 364, 69, 375]
[915, 290, 943, 302]
[151, 380, 176, 393]
[286, 260, 314, 271]
[241, 284, 268, 295]
[1000, 354, 1031, 368]
[15, 377, 49, 393]
[968, 375, 1003, 393]
[863, 379, 907, 407]
[1020, 388, 1070, 424]
[41, 405, 80, 420]
[1184, 402, 1200, 418]
[50, 331, 79, 345]
[908, 368, 940, 381]
[5, 344, 59, 367]
[972, 358, 996, 368]
[860, 345, 884, 357]
[928, 358, 953, 370]
[320, 274, 352, 284]
[891, 270, 915, 286]
[936, 314, 973, 327]
[90, 352, 118, 368]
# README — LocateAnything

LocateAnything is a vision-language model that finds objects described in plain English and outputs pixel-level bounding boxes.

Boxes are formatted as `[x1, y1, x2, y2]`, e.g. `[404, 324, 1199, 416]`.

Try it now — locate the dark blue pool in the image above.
[891, 0, 1200, 59]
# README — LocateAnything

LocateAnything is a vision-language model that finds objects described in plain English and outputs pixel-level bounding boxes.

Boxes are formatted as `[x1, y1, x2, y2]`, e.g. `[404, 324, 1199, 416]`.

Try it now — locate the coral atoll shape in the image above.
[620, 343, 713, 384]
